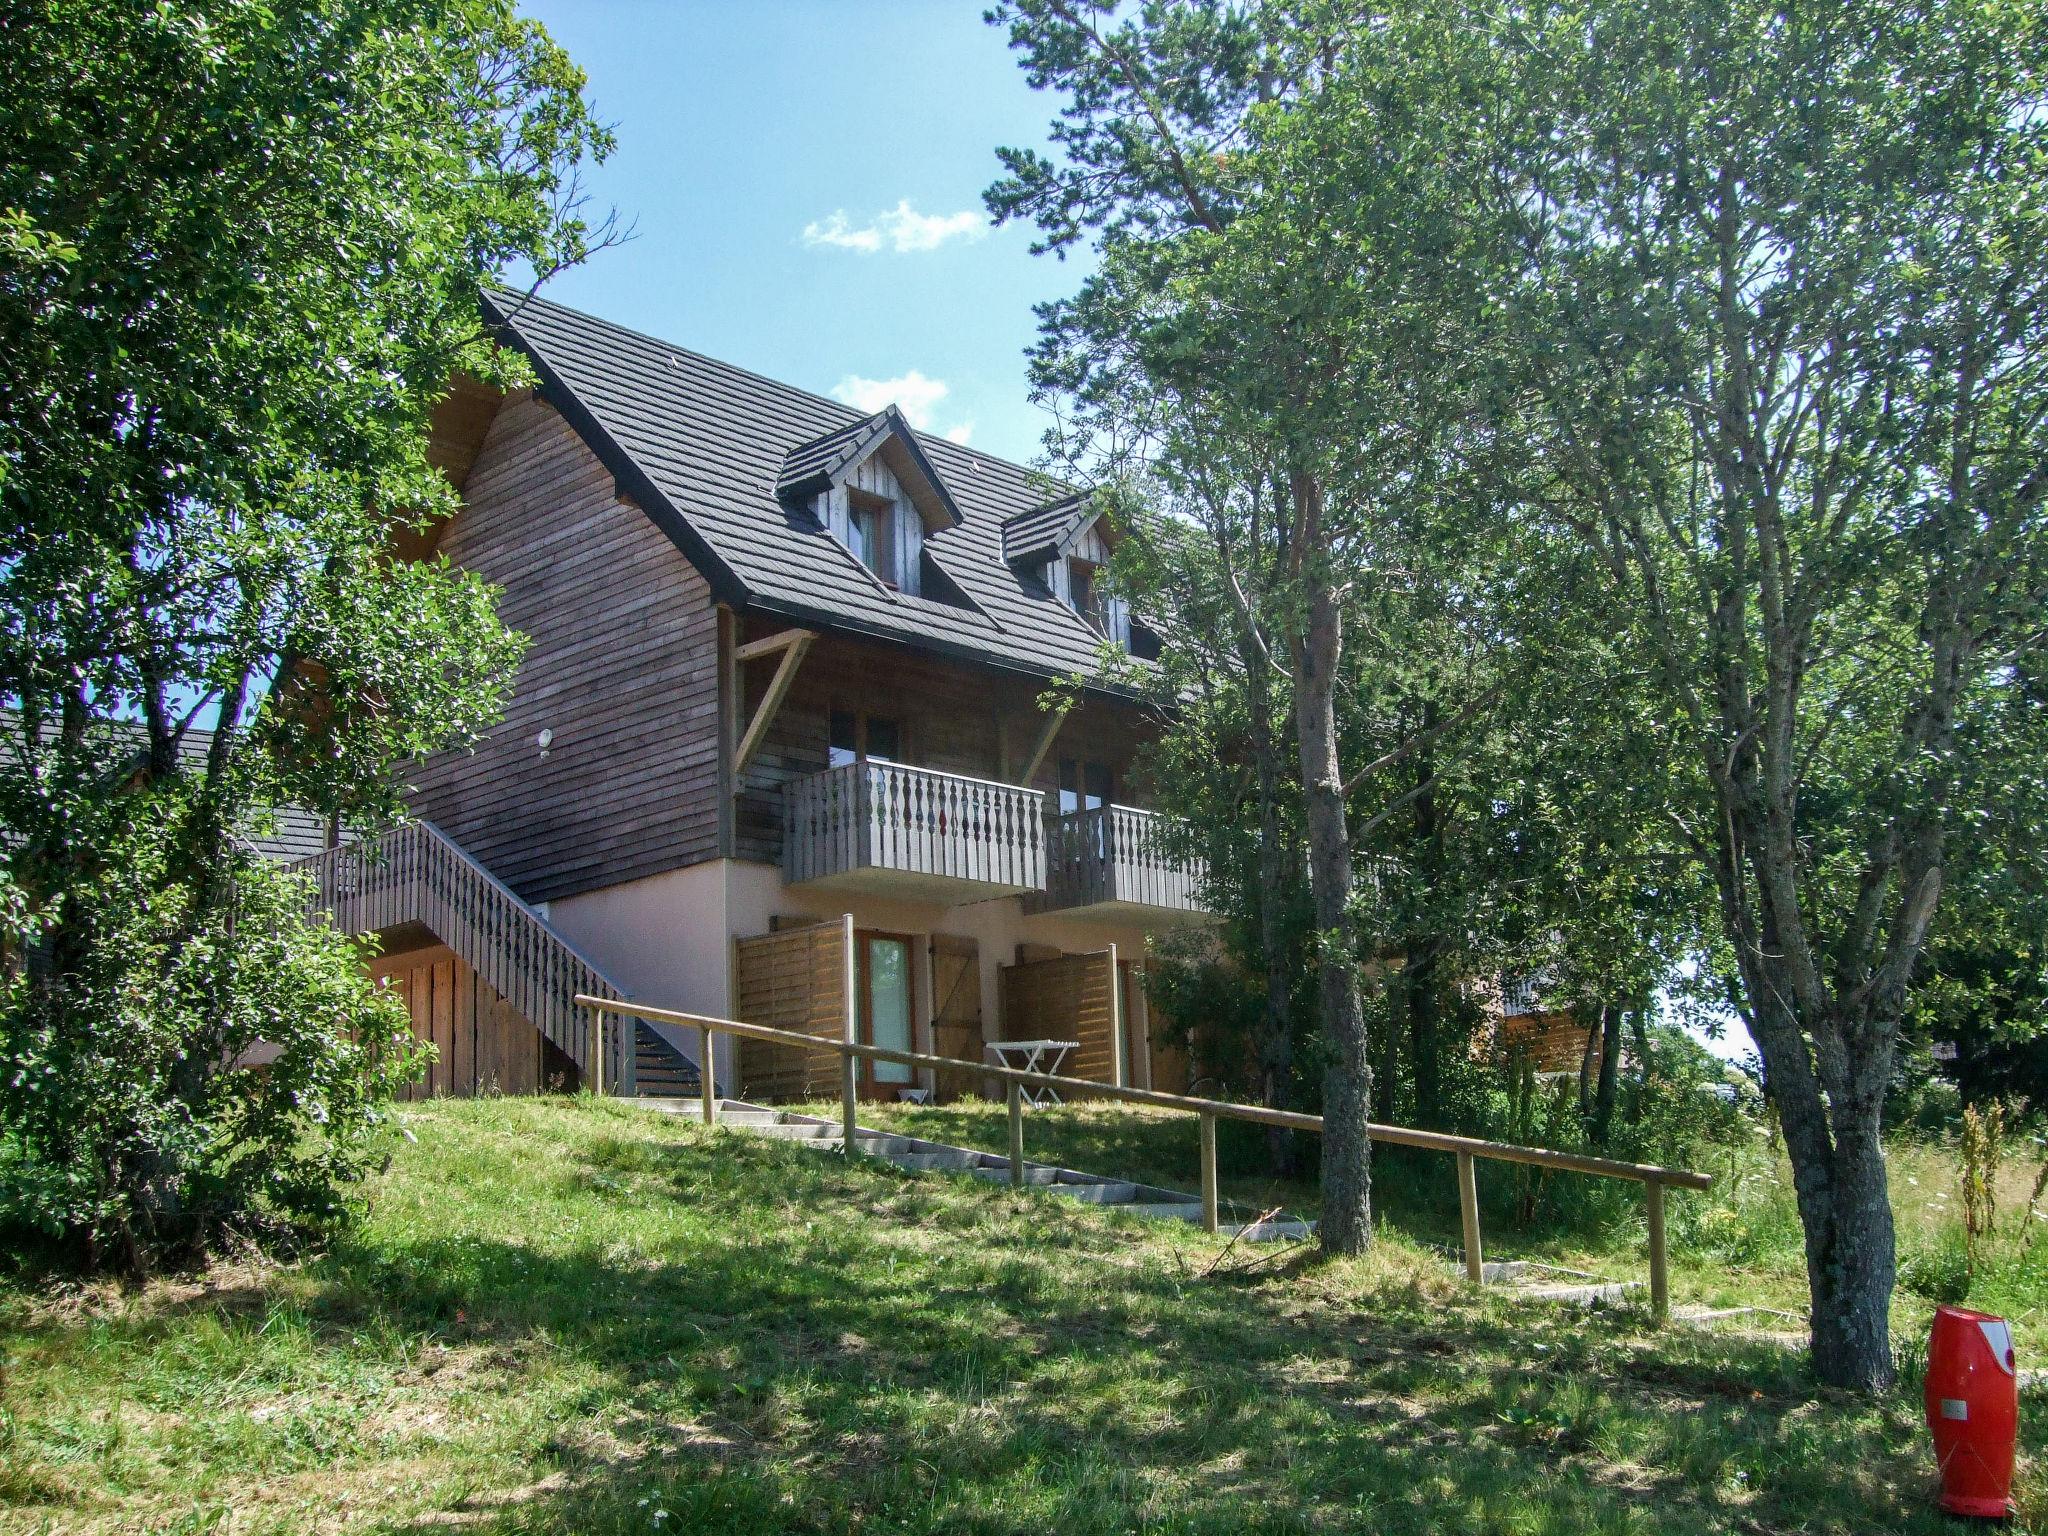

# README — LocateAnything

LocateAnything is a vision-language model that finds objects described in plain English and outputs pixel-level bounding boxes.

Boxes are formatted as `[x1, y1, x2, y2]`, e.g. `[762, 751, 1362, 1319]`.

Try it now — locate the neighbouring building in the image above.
[299, 291, 1215, 1104]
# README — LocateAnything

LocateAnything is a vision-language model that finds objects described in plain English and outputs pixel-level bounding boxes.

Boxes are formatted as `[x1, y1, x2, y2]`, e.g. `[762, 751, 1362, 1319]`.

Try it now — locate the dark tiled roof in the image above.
[483, 291, 1126, 688]
[1001, 490, 1095, 567]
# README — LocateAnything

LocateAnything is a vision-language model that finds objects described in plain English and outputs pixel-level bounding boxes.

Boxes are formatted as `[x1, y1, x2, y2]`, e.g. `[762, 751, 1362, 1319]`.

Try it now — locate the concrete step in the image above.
[1045, 1180, 1139, 1204]
[1225, 1218, 1316, 1242]
[711, 1109, 785, 1129]
[886, 1150, 990, 1173]
[969, 1162, 1063, 1186]
[803, 1135, 914, 1156]
[1118, 1202, 1206, 1222]
[748, 1121, 837, 1139]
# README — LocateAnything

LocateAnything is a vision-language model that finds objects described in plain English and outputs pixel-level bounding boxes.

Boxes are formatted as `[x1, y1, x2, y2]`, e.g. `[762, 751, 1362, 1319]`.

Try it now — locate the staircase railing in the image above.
[292, 820, 643, 1093]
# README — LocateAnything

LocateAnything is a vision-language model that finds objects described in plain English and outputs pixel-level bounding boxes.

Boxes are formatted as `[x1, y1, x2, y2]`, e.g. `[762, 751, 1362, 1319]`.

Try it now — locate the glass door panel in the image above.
[864, 934, 913, 1087]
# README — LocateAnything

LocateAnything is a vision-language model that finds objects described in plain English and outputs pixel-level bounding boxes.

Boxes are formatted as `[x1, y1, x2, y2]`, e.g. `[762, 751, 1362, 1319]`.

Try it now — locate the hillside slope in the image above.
[1, 1097, 2036, 1534]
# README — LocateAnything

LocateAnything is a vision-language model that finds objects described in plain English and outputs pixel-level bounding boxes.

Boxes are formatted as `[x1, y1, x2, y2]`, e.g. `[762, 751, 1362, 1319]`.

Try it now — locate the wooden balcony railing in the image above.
[783, 760, 1046, 894]
[1034, 804, 1208, 916]
[291, 820, 640, 1093]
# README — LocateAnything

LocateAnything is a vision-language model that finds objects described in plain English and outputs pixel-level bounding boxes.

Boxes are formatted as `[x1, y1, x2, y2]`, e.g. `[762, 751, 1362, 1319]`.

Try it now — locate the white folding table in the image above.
[985, 1039, 1079, 1106]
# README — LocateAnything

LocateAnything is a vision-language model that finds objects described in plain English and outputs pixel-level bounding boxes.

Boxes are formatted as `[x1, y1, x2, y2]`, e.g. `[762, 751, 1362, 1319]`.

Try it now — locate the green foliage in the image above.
[0, 0, 610, 1268]
[0, 800, 424, 1266]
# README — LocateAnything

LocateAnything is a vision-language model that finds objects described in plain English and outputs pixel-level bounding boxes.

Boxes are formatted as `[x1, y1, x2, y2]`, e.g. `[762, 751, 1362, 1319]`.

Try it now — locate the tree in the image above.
[991, 0, 1515, 1253]
[0, 0, 615, 1266]
[1495, 0, 2048, 1388]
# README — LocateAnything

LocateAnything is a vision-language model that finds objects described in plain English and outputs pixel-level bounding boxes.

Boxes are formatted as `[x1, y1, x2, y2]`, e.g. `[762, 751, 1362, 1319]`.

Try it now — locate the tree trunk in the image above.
[1404, 937, 1443, 1126]
[1576, 1004, 1601, 1119]
[1293, 565, 1372, 1255]
[1590, 1001, 1622, 1146]
[1802, 1109, 1898, 1391]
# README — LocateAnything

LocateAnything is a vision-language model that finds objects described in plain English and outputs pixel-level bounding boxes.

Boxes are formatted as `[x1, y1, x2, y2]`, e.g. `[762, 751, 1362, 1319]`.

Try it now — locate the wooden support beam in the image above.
[1013, 702, 1069, 785]
[732, 629, 816, 779]
[735, 627, 818, 665]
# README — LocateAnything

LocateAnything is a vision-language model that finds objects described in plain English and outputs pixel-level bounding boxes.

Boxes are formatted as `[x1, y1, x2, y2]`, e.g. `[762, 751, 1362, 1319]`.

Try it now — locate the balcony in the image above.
[1028, 804, 1213, 924]
[783, 760, 1046, 902]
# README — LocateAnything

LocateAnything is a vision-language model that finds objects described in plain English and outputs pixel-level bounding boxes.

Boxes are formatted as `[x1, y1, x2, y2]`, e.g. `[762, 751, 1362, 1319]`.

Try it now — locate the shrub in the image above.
[0, 811, 424, 1271]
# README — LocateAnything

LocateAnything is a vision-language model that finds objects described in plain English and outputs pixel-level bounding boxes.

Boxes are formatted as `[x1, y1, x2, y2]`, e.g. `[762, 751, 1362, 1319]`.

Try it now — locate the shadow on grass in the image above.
[300, 1119, 1961, 1536]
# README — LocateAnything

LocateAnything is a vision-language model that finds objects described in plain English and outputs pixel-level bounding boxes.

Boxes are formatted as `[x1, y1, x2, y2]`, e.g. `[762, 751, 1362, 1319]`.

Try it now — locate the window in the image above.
[830, 710, 901, 768]
[847, 489, 898, 587]
[1058, 759, 1113, 816]
[1068, 558, 1102, 628]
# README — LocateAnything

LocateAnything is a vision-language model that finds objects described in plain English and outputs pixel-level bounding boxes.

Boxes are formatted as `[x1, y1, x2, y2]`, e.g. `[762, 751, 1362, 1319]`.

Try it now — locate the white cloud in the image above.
[802, 199, 987, 255]
[829, 371, 975, 448]
[799, 212, 882, 252]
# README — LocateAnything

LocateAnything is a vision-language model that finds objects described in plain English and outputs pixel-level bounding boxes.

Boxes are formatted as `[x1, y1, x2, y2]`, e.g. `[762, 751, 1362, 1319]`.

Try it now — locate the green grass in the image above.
[0, 1096, 2040, 1534]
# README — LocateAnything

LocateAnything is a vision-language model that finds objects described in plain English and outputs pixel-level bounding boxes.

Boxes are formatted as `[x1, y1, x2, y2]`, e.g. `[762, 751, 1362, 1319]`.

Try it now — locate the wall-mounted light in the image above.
[536, 727, 553, 759]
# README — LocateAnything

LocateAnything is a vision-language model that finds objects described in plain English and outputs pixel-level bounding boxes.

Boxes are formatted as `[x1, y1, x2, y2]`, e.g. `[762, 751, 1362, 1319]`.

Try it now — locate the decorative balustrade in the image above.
[783, 761, 1046, 894]
[290, 820, 638, 1092]
[1033, 804, 1209, 918]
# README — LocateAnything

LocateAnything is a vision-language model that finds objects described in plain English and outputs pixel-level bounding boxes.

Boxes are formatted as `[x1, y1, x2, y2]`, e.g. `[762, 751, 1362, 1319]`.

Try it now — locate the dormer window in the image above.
[1005, 492, 1139, 654]
[778, 407, 969, 606]
[847, 489, 898, 586]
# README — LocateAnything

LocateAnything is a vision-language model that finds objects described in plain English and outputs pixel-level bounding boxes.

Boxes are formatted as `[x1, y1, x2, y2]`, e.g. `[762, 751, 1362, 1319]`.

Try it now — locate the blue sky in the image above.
[519, 0, 1083, 467]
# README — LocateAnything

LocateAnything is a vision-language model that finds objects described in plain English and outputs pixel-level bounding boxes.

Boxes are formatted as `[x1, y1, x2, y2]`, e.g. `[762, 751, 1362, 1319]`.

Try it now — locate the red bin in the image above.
[1925, 1304, 2019, 1519]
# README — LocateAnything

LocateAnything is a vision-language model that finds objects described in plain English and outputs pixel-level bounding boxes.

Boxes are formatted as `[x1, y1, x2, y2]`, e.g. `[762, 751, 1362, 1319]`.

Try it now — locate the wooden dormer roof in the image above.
[777, 406, 965, 535]
[481, 289, 1135, 690]
[1001, 490, 1115, 569]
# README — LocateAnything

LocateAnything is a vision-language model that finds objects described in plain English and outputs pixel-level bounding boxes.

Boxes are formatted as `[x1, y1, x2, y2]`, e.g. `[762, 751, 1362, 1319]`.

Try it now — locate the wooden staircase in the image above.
[293, 820, 713, 1096]
[632, 1020, 704, 1099]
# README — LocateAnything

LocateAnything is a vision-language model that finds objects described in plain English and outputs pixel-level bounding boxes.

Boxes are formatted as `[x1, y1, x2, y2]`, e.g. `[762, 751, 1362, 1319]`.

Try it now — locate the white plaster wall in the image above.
[553, 857, 1166, 1097]
[548, 860, 739, 1087]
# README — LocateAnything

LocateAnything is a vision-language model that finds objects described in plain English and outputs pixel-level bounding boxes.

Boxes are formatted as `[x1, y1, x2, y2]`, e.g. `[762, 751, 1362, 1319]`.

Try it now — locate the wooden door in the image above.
[929, 934, 983, 1102]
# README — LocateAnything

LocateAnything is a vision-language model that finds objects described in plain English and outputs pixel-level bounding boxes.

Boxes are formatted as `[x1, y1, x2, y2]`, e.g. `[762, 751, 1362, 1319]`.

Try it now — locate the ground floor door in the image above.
[858, 930, 915, 1098]
[929, 933, 983, 1102]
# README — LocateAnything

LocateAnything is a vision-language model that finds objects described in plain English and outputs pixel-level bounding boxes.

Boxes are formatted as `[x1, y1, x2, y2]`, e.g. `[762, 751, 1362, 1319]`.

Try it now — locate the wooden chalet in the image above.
[297, 291, 1214, 1103]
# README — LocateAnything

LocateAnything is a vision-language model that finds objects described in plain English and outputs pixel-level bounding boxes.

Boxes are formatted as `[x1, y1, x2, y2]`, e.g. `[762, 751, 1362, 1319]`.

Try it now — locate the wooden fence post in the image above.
[1007, 1080, 1024, 1189]
[1646, 1178, 1669, 1324]
[1457, 1150, 1483, 1285]
[700, 1023, 717, 1126]
[592, 1013, 605, 1098]
[1199, 1112, 1218, 1235]
[842, 914, 858, 1159]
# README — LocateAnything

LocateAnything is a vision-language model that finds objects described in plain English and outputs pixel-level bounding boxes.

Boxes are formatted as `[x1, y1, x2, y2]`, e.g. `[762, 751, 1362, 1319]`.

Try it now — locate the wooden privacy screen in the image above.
[928, 933, 984, 1102]
[735, 919, 850, 1100]
[1000, 949, 1122, 1088]
[374, 944, 543, 1098]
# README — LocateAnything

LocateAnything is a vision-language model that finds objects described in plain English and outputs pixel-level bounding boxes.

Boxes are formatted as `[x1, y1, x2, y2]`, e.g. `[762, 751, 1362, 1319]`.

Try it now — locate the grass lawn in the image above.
[0, 1095, 2040, 1534]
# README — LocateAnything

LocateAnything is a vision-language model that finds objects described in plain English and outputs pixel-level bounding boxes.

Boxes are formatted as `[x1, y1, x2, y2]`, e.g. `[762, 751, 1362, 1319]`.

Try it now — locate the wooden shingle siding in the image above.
[735, 921, 849, 1100]
[406, 397, 722, 904]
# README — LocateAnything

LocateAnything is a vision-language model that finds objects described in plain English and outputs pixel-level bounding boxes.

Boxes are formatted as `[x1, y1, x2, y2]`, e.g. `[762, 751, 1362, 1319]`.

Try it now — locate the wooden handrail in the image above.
[290, 821, 661, 1095]
[579, 993, 1709, 1321]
